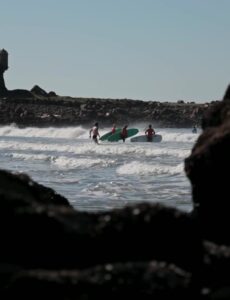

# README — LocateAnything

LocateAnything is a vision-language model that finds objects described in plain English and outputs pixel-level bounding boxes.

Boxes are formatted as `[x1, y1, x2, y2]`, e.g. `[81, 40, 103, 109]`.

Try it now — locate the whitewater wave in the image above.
[116, 161, 184, 176]
[0, 139, 190, 159]
[0, 125, 200, 142]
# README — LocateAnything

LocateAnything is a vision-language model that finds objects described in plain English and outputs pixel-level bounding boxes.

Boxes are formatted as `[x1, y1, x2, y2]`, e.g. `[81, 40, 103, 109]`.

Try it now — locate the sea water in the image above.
[0, 124, 199, 213]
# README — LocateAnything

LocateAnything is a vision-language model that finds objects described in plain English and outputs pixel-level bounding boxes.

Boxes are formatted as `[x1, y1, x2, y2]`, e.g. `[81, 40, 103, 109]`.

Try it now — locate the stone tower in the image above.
[0, 48, 8, 96]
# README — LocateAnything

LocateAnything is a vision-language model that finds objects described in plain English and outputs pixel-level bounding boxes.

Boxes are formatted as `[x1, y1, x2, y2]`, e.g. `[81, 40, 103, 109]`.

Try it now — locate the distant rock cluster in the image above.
[1, 85, 230, 299]
[0, 48, 218, 128]
[0, 84, 219, 128]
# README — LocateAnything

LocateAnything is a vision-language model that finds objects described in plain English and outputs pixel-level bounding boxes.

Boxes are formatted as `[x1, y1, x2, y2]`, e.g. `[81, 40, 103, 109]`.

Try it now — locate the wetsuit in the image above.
[121, 127, 128, 142]
[145, 128, 155, 142]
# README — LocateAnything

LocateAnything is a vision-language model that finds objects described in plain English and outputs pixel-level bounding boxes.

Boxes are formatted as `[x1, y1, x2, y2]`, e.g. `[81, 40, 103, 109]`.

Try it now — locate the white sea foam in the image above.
[0, 125, 200, 142]
[155, 129, 200, 143]
[0, 125, 87, 139]
[10, 153, 50, 161]
[116, 161, 184, 176]
[52, 156, 115, 170]
[0, 139, 190, 159]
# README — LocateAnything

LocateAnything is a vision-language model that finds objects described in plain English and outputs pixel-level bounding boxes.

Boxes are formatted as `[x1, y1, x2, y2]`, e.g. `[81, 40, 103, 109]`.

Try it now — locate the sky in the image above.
[1, 0, 230, 102]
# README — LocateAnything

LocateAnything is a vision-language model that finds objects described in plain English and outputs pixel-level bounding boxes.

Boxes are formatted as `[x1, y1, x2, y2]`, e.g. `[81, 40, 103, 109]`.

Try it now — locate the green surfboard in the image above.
[108, 128, 139, 142]
[99, 128, 121, 141]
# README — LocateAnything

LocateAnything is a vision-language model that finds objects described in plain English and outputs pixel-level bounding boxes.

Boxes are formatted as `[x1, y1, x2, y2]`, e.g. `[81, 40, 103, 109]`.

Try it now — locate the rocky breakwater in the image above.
[1, 85, 230, 299]
[0, 85, 217, 128]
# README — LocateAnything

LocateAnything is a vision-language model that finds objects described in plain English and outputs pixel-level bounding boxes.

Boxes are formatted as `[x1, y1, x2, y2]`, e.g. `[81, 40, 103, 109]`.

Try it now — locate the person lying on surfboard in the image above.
[89, 122, 100, 144]
[120, 125, 128, 142]
[145, 124, 155, 142]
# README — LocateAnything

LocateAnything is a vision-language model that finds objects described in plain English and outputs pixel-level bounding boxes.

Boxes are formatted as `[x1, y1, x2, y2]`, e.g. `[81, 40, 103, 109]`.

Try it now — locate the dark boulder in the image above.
[31, 85, 48, 97]
[185, 85, 230, 245]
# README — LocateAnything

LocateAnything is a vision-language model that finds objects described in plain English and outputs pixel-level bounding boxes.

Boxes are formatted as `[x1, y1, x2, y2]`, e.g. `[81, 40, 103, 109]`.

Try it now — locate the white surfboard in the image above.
[130, 134, 162, 143]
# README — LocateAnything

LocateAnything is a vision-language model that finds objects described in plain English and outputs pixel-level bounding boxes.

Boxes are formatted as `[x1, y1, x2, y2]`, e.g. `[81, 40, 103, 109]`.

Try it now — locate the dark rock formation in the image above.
[0, 70, 7, 96]
[0, 91, 217, 128]
[0, 168, 202, 299]
[0, 182, 201, 271]
[0, 48, 216, 128]
[31, 85, 48, 97]
[223, 84, 230, 101]
[5, 263, 193, 300]
[0, 49, 33, 99]
[0, 49, 8, 96]
[185, 85, 230, 246]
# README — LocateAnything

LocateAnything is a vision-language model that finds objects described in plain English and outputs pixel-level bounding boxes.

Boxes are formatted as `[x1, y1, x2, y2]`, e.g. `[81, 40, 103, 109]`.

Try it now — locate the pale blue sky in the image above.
[1, 0, 229, 102]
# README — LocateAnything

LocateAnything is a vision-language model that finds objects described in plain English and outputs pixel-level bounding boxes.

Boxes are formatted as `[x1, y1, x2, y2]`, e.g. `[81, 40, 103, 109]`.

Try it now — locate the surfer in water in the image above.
[120, 125, 128, 142]
[89, 122, 100, 144]
[111, 123, 116, 134]
[192, 125, 197, 134]
[145, 124, 155, 142]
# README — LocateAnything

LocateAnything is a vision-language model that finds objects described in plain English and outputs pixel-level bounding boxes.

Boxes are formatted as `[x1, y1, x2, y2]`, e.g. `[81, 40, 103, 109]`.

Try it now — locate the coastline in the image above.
[0, 91, 219, 128]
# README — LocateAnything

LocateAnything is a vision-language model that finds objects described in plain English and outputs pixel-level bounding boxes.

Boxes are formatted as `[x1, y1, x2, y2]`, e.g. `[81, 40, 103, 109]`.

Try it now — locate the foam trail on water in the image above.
[116, 161, 184, 176]
[10, 153, 51, 161]
[52, 156, 115, 170]
[0, 139, 190, 159]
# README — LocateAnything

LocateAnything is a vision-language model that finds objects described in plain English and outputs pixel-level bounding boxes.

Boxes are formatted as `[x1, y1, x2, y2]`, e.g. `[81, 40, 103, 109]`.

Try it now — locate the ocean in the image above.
[0, 124, 199, 213]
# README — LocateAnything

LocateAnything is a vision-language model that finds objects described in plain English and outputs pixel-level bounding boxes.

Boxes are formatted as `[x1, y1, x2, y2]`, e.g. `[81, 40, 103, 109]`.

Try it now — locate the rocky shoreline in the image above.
[0, 84, 230, 298]
[0, 48, 216, 128]
[0, 85, 219, 128]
